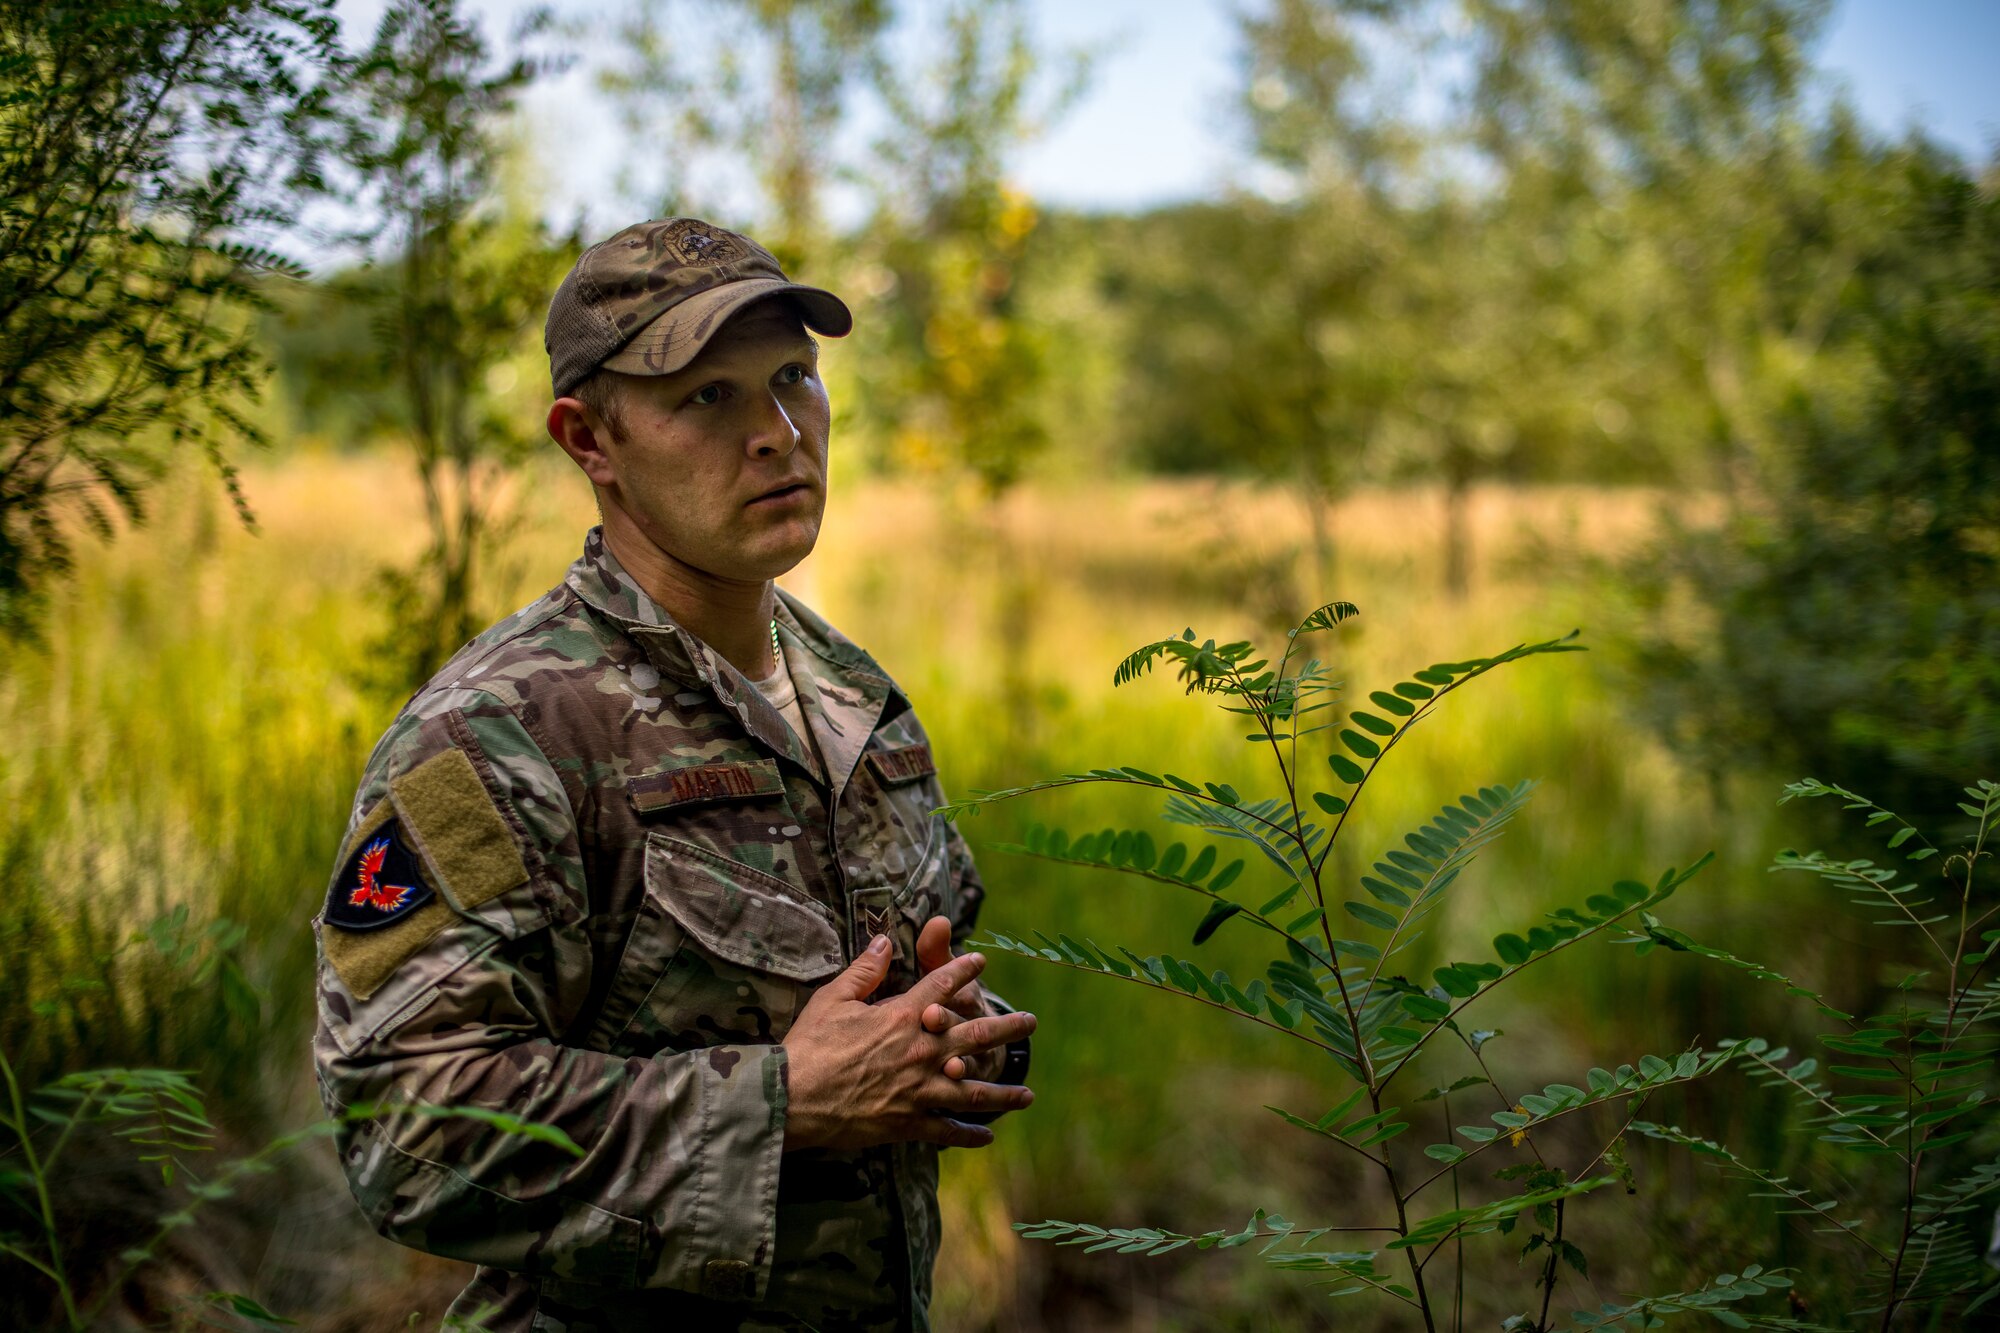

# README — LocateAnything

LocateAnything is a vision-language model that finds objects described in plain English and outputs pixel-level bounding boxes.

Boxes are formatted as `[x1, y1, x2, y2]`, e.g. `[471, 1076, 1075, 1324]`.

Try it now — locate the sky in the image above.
[1016, 0, 2000, 210]
[333, 0, 2000, 232]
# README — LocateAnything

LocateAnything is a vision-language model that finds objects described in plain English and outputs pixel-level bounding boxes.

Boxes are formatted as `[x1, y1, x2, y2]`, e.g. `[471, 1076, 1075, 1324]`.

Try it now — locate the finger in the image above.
[942, 1010, 1037, 1058]
[930, 1077, 1036, 1117]
[819, 933, 893, 1003]
[909, 1115, 996, 1150]
[904, 950, 986, 1010]
[943, 981, 986, 1022]
[916, 914, 954, 975]
[948, 1046, 1012, 1082]
[922, 990, 984, 1028]
[923, 992, 992, 1031]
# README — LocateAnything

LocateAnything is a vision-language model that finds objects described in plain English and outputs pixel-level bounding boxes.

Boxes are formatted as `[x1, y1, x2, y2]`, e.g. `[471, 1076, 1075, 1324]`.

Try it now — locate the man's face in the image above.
[592, 301, 830, 583]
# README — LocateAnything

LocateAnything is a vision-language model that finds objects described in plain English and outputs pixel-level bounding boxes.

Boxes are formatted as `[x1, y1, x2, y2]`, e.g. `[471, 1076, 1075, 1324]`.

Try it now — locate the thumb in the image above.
[821, 933, 893, 1002]
[916, 915, 954, 975]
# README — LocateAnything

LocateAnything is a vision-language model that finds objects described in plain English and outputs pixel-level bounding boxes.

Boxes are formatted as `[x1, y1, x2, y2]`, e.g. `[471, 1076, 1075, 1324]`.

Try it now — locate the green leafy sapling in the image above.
[1605, 777, 2000, 1328]
[0, 1041, 586, 1331]
[939, 603, 1736, 1330]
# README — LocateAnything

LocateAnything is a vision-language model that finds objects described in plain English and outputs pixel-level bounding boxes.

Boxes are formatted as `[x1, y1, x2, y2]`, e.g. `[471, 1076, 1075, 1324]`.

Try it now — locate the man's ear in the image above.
[547, 397, 618, 488]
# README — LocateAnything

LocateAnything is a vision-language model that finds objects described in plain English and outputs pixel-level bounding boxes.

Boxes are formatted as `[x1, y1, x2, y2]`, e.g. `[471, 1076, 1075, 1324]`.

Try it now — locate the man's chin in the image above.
[732, 527, 820, 582]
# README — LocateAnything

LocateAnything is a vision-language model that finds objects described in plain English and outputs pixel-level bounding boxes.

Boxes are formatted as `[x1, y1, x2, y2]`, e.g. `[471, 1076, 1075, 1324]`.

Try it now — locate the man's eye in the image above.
[779, 365, 806, 385]
[691, 385, 722, 405]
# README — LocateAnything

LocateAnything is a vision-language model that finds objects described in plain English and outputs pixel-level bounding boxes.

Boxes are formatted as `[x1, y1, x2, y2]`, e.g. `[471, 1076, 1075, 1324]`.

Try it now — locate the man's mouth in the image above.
[749, 482, 812, 506]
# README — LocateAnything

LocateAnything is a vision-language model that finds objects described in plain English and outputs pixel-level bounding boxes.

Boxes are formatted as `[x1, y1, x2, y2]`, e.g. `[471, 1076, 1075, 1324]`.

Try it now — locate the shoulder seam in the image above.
[428, 586, 583, 688]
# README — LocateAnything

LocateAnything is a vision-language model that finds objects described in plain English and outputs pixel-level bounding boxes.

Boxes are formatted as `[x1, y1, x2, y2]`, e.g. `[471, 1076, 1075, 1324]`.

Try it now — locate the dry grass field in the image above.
[2, 454, 1817, 1329]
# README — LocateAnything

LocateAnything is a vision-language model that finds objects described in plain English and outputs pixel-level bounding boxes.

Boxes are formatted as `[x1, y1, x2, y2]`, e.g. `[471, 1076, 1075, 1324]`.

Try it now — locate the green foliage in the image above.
[944, 599, 2000, 1326]
[595, 0, 888, 264]
[2, 901, 267, 1110]
[0, 1037, 581, 1328]
[943, 602, 1743, 1323]
[1623, 160, 2000, 828]
[345, 1098, 587, 1160]
[1018, 1208, 1418, 1301]
[0, 1047, 312, 1330]
[0, 0, 340, 633]
[1613, 779, 2000, 1325]
[1565, 1266, 1798, 1331]
[847, 0, 1088, 494]
[194, 1290, 301, 1330]
[332, 0, 569, 689]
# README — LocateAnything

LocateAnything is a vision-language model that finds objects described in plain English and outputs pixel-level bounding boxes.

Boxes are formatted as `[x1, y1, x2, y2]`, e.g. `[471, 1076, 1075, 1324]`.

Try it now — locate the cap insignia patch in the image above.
[325, 819, 435, 931]
[659, 218, 747, 266]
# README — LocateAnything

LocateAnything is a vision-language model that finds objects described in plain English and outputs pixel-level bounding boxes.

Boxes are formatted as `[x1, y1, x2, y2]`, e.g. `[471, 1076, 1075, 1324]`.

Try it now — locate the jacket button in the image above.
[702, 1258, 754, 1301]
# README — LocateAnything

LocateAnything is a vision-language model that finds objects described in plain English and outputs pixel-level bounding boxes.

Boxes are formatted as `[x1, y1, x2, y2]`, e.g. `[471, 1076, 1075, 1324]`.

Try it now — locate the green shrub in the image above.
[945, 603, 1999, 1328]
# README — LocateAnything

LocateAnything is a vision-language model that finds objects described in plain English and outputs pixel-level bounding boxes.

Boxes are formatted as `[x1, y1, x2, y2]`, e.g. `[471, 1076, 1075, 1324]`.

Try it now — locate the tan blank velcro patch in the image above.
[324, 897, 453, 1000]
[389, 747, 531, 912]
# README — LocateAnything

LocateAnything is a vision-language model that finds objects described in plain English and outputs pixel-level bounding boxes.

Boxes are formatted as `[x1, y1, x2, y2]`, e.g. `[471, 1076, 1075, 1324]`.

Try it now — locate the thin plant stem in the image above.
[1381, 1150, 1439, 1333]
[1534, 1197, 1564, 1331]
[1444, 1088, 1464, 1333]
[1457, 1031, 1551, 1170]
[0, 1048, 80, 1329]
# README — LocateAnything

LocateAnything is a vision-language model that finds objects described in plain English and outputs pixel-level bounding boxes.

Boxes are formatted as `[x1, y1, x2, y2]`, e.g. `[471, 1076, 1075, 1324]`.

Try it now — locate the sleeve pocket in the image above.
[355, 1128, 644, 1286]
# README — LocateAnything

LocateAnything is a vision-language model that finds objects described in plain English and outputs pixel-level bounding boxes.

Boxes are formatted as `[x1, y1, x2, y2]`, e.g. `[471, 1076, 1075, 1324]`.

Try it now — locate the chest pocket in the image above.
[848, 806, 951, 1000]
[591, 833, 845, 1056]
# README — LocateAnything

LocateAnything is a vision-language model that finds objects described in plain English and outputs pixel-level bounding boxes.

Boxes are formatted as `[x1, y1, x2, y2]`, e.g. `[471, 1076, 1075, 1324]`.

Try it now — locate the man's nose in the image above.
[747, 392, 801, 458]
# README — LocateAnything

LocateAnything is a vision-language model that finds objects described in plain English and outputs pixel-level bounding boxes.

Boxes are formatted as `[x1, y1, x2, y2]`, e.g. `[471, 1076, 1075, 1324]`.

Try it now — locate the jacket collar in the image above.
[564, 527, 901, 800]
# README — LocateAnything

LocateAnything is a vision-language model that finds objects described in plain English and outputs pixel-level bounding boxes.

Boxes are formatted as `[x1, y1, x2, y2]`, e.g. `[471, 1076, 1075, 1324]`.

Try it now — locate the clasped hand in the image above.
[781, 916, 1037, 1152]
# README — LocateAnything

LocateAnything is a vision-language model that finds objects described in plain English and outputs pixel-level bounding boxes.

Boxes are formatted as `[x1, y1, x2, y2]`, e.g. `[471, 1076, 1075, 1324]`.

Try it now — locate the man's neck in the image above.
[598, 512, 777, 681]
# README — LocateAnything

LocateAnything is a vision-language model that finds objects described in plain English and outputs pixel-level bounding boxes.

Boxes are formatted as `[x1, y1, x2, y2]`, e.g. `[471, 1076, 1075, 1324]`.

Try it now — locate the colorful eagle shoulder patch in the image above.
[325, 819, 435, 931]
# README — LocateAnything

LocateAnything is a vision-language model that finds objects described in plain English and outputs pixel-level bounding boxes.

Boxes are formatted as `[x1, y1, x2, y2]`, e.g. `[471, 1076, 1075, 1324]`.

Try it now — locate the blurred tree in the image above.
[1224, 0, 1412, 589]
[1208, 0, 1894, 597]
[1369, 172, 1634, 598]
[597, 0, 889, 267]
[1457, 0, 1876, 498]
[851, 0, 1088, 497]
[1220, 0, 1593, 595]
[1453, 1, 2000, 817]
[1095, 197, 1393, 590]
[820, 0, 1088, 756]
[336, 0, 569, 689]
[1625, 153, 2000, 827]
[0, 0, 339, 635]
[599, 0, 1085, 496]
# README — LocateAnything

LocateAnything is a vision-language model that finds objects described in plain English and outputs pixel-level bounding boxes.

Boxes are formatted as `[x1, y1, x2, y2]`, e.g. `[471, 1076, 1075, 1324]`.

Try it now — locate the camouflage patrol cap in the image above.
[544, 217, 853, 398]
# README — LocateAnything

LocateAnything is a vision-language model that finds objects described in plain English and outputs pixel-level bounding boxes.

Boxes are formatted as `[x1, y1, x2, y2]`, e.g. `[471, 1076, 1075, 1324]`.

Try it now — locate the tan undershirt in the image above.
[751, 636, 821, 768]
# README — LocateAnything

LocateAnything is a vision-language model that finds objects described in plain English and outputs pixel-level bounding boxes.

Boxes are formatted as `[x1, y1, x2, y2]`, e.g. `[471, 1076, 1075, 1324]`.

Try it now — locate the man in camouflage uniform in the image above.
[312, 217, 1038, 1332]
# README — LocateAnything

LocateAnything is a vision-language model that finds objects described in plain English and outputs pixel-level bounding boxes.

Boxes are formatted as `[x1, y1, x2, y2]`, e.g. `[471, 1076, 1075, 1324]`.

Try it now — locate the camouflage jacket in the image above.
[311, 528, 991, 1333]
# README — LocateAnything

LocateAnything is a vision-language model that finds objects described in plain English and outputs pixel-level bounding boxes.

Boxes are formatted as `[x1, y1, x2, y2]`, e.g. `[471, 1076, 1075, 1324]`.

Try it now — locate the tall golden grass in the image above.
[1, 454, 1808, 1329]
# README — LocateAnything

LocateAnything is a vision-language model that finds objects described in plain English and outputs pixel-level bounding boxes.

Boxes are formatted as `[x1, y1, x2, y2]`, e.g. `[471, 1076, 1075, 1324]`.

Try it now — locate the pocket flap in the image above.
[644, 835, 845, 982]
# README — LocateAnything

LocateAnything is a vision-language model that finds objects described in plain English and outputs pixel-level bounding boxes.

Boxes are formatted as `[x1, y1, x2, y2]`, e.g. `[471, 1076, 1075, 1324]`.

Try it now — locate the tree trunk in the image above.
[1299, 447, 1336, 597]
[986, 491, 1040, 755]
[1442, 434, 1472, 600]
